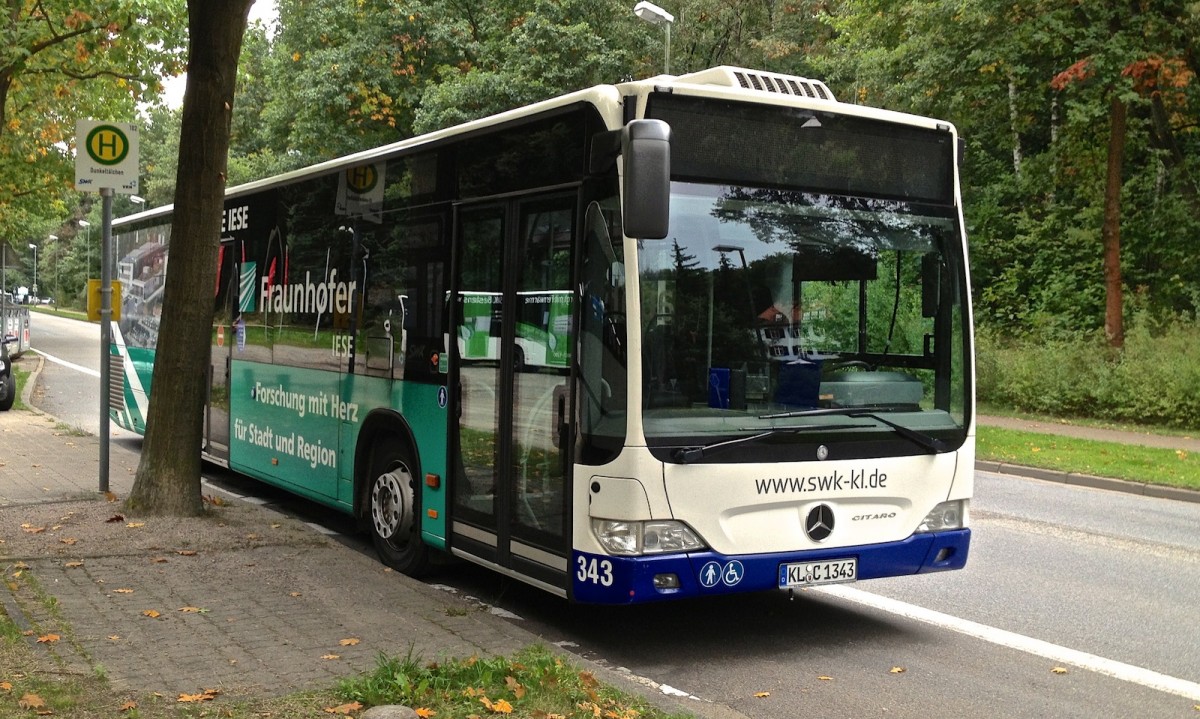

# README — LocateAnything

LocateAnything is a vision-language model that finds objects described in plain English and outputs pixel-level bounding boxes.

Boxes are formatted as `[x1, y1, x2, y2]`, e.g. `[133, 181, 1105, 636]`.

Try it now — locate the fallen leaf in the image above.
[119, 699, 137, 711]
[36, 634, 60, 644]
[339, 637, 360, 646]
[18, 692, 46, 709]
[106, 514, 125, 523]
[415, 709, 436, 718]
[817, 675, 833, 681]
[178, 606, 208, 614]
[64, 561, 84, 568]
[889, 666, 906, 674]
[13, 561, 29, 569]
[59, 537, 78, 545]
[21, 525, 46, 534]
[322, 654, 341, 660]
[105, 492, 119, 502]
[1051, 667, 1069, 675]
[324, 701, 363, 715]
[505, 675, 525, 699]
[483, 697, 513, 713]
[289, 592, 302, 597]
[108, 635, 121, 641]
[142, 609, 161, 618]
[0, 681, 11, 692]
[177, 550, 198, 556]
[126, 522, 146, 529]
[203, 494, 228, 507]
[114, 588, 135, 594]
[151, 557, 168, 563]
[270, 522, 282, 529]
[754, 691, 770, 698]
[177, 692, 216, 703]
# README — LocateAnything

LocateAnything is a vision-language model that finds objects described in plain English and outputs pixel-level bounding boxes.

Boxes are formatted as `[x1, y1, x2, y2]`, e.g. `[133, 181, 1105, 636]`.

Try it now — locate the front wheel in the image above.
[366, 438, 431, 577]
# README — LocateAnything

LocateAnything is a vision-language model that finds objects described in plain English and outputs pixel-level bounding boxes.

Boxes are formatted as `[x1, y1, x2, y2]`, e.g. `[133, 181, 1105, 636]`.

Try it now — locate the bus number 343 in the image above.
[576, 557, 614, 586]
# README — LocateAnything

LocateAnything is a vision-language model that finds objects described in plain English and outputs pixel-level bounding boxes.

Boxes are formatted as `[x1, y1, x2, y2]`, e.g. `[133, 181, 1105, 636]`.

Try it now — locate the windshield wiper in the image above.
[672, 423, 858, 464]
[758, 406, 949, 454]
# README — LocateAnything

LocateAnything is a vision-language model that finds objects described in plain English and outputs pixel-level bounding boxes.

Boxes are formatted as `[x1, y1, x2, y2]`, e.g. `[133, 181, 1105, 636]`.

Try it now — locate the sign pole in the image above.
[99, 187, 114, 494]
[77, 120, 137, 495]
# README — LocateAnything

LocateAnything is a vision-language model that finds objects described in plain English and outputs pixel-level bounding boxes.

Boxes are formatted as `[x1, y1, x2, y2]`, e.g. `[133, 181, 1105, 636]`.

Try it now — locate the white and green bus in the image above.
[110, 66, 974, 604]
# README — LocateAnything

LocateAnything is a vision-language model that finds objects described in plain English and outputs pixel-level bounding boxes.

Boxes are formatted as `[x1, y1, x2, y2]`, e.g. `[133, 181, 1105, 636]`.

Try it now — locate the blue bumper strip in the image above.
[571, 528, 971, 604]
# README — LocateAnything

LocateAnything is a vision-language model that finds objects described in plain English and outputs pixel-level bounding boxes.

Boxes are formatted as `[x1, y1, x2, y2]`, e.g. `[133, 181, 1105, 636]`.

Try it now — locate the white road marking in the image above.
[32, 349, 100, 378]
[820, 584, 1200, 701]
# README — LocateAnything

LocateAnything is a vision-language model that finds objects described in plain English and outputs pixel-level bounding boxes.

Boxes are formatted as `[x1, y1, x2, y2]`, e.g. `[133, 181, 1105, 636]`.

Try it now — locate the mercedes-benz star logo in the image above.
[805, 504, 835, 542]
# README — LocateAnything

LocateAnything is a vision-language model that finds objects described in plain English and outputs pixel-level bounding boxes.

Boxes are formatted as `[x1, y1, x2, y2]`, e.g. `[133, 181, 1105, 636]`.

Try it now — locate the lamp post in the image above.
[634, 1, 674, 75]
[47, 234, 60, 306]
[78, 220, 91, 279]
[27, 243, 37, 300]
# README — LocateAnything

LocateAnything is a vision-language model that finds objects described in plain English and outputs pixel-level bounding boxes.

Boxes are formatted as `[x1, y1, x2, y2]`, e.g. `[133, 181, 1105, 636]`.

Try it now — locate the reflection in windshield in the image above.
[638, 183, 968, 449]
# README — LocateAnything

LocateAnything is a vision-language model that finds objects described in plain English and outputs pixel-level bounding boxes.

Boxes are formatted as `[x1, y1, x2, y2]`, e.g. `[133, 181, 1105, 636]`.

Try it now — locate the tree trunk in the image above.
[127, 0, 253, 515]
[1008, 72, 1022, 177]
[1101, 94, 1126, 349]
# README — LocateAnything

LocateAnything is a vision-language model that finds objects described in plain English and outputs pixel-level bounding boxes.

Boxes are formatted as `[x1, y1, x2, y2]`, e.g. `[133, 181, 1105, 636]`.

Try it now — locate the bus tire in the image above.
[366, 437, 431, 577]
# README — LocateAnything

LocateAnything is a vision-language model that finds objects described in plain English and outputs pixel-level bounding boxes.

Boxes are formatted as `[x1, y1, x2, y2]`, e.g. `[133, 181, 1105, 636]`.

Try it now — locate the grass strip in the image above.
[977, 426, 1200, 491]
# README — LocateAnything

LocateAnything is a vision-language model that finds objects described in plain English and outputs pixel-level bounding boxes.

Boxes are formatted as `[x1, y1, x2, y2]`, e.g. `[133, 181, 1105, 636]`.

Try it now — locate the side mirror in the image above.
[621, 120, 671, 240]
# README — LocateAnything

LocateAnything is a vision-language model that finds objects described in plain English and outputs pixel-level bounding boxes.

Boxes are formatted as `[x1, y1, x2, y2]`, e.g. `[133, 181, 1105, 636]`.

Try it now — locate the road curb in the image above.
[17, 351, 44, 411]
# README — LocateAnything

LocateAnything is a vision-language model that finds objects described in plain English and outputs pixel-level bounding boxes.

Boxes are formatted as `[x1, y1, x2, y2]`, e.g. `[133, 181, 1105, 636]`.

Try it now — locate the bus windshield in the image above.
[638, 182, 969, 459]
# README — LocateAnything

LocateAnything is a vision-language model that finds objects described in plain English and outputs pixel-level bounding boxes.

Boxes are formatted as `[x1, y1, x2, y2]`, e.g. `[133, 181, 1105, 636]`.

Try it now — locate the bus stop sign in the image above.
[75, 120, 139, 194]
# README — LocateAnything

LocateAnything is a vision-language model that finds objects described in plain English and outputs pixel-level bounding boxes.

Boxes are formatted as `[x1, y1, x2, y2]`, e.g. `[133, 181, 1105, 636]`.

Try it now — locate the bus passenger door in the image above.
[451, 197, 575, 589]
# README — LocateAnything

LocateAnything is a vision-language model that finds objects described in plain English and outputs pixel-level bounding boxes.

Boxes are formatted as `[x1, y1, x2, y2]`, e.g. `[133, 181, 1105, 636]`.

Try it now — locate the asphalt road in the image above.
[24, 311, 105, 435]
[23, 310, 1200, 717]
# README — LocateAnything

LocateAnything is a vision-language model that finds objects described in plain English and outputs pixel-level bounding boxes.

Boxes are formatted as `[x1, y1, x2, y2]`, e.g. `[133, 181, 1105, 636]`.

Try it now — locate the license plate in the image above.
[779, 558, 857, 587]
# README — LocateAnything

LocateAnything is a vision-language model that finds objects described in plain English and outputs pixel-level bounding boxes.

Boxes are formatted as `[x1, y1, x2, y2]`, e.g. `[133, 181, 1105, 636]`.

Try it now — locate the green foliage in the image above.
[976, 313, 1200, 428]
[0, 1, 187, 264]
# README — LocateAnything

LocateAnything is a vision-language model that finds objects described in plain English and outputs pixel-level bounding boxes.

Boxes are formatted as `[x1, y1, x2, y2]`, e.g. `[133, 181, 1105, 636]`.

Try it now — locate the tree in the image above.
[0, 1, 185, 276]
[127, 0, 253, 515]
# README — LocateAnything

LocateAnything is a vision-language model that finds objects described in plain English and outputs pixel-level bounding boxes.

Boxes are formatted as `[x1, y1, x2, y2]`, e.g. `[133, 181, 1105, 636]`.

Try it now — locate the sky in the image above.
[161, 1, 278, 109]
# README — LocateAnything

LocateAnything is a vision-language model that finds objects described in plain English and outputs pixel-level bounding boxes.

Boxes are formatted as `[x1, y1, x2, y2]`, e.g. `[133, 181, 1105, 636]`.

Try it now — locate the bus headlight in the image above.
[591, 519, 705, 556]
[917, 500, 966, 533]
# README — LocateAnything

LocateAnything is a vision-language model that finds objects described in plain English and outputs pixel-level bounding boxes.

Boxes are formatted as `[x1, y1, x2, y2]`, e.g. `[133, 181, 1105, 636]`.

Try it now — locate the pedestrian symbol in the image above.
[698, 560, 745, 589]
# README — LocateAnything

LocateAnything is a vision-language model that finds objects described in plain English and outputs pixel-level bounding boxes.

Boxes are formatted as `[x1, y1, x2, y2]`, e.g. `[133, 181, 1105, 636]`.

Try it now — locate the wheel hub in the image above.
[371, 468, 414, 541]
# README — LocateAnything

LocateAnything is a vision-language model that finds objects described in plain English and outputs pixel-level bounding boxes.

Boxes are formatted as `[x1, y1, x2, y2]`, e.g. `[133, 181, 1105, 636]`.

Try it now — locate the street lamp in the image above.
[28, 243, 38, 299]
[634, 1, 674, 75]
[47, 234, 60, 305]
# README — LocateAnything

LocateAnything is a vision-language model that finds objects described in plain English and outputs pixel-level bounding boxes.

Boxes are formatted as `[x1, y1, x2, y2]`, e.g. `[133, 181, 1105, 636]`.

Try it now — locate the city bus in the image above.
[109, 66, 973, 604]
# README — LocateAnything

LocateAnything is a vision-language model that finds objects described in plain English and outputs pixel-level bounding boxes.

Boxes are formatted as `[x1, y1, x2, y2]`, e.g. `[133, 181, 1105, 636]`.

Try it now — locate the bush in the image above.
[975, 314, 1200, 428]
